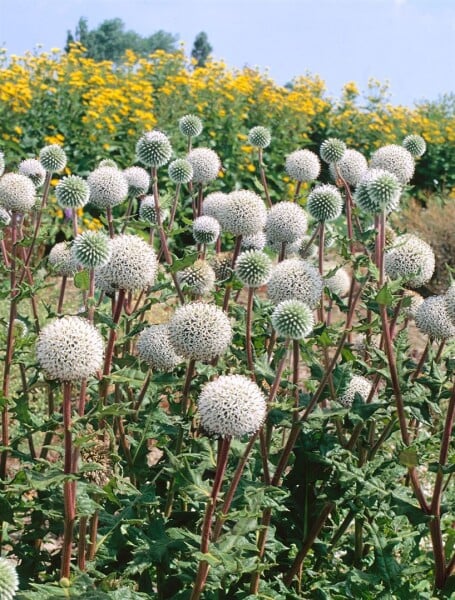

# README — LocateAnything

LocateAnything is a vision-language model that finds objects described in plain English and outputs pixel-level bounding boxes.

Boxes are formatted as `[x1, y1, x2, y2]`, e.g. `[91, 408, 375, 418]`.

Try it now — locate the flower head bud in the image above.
[320, 138, 346, 164]
[192, 215, 220, 245]
[0, 173, 36, 213]
[272, 300, 314, 339]
[235, 250, 272, 288]
[39, 144, 67, 172]
[307, 184, 343, 221]
[19, 158, 46, 187]
[168, 158, 193, 184]
[88, 167, 128, 209]
[370, 144, 415, 184]
[265, 201, 308, 243]
[179, 114, 203, 138]
[402, 135, 426, 158]
[187, 147, 221, 184]
[123, 166, 150, 196]
[73, 230, 111, 269]
[136, 130, 172, 168]
[268, 258, 323, 307]
[248, 126, 271, 149]
[285, 149, 321, 182]
[415, 296, 455, 340]
[139, 195, 168, 225]
[56, 175, 90, 208]
[355, 169, 401, 214]
[136, 324, 183, 371]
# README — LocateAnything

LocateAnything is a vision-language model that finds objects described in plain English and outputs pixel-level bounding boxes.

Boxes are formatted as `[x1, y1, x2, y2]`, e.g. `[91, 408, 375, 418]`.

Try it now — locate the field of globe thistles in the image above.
[0, 48, 455, 600]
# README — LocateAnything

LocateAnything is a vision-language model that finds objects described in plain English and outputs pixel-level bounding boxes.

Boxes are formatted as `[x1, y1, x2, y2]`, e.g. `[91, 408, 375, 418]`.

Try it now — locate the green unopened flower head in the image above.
[73, 231, 111, 269]
[285, 149, 321, 182]
[136, 130, 173, 168]
[402, 134, 426, 158]
[179, 114, 203, 138]
[248, 126, 271, 149]
[123, 166, 150, 196]
[0, 173, 36, 213]
[168, 158, 193, 184]
[39, 144, 67, 172]
[0, 557, 19, 600]
[307, 184, 343, 221]
[19, 158, 46, 187]
[272, 299, 314, 339]
[139, 195, 168, 225]
[187, 147, 221, 184]
[0, 151, 4, 177]
[56, 175, 90, 208]
[355, 169, 401, 214]
[192, 215, 220, 244]
[320, 138, 346, 164]
[235, 250, 272, 288]
[370, 144, 415, 184]
[176, 260, 215, 296]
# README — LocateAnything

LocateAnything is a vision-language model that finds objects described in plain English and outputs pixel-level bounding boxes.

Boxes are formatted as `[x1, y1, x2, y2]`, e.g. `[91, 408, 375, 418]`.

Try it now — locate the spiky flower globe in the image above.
[56, 175, 90, 208]
[176, 260, 216, 296]
[223, 190, 267, 237]
[136, 130, 172, 168]
[297, 236, 318, 260]
[39, 144, 67, 172]
[355, 169, 401, 214]
[48, 242, 79, 277]
[267, 237, 303, 258]
[168, 158, 194, 184]
[0, 173, 36, 213]
[192, 215, 220, 245]
[402, 135, 426, 158]
[445, 285, 455, 325]
[415, 296, 455, 340]
[36, 316, 103, 381]
[95, 234, 158, 292]
[0, 207, 11, 228]
[0, 150, 4, 177]
[210, 252, 233, 282]
[320, 138, 346, 164]
[123, 166, 150, 196]
[325, 266, 351, 297]
[267, 258, 323, 307]
[329, 149, 368, 187]
[385, 234, 435, 288]
[168, 302, 232, 362]
[265, 201, 308, 244]
[307, 184, 343, 222]
[272, 300, 314, 339]
[73, 231, 111, 269]
[338, 375, 373, 408]
[202, 192, 229, 225]
[242, 231, 267, 251]
[136, 324, 183, 371]
[285, 149, 321, 182]
[197, 375, 266, 438]
[88, 167, 128, 209]
[235, 250, 272, 288]
[80, 435, 113, 487]
[99, 159, 118, 169]
[0, 557, 19, 600]
[139, 195, 168, 225]
[370, 144, 415, 184]
[187, 147, 221, 184]
[248, 126, 271, 149]
[19, 158, 46, 187]
[403, 290, 424, 319]
[179, 114, 203, 138]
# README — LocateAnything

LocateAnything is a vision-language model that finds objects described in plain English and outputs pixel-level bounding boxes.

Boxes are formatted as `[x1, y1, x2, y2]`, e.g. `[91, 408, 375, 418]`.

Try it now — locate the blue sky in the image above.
[0, 0, 454, 106]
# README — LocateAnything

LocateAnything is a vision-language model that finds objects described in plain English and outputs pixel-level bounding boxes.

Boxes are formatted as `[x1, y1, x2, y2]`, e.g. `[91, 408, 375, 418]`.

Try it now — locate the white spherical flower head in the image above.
[0, 557, 19, 600]
[123, 166, 150, 196]
[0, 173, 36, 213]
[36, 316, 104, 381]
[242, 231, 267, 251]
[265, 201, 308, 243]
[415, 296, 455, 340]
[56, 175, 90, 209]
[223, 190, 267, 237]
[403, 290, 424, 320]
[88, 166, 128, 209]
[73, 230, 111, 269]
[176, 260, 216, 296]
[202, 191, 229, 225]
[235, 250, 272, 288]
[0, 207, 11, 228]
[370, 144, 415, 184]
[272, 300, 314, 339]
[355, 169, 401, 214]
[19, 158, 46, 187]
[385, 234, 435, 288]
[187, 147, 221, 184]
[248, 126, 271, 149]
[267, 258, 323, 307]
[168, 302, 232, 362]
[320, 138, 346, 164]
[446, 284, 455, 325]
[329, 149, 368, 186]
[136, 324, 183, 371]
[39, 144, 67, 172]
[197, 374, 266, 438]
[402, 135, 426, 158]
[0, 151, 4, 177]
[268, 237, 304, 258]
[307, 184, 343, 222]
[95, 234, 158, 292]
[285, 149, 321, 182]
[136, 130, 173, 168]
[99, 159, 118, 169]
[179, 114, 203, 138]
[210, 252, 233, 282]
[48, 242, 79, 277]
[325, 266, 351, 297]
[168, 158, 194, 184]
[193, 215, 220, 245]
[338, 375, 373, 408]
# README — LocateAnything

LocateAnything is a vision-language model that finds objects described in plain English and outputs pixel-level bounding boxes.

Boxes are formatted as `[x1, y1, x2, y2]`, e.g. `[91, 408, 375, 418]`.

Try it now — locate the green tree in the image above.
[191, 31, 213, 67]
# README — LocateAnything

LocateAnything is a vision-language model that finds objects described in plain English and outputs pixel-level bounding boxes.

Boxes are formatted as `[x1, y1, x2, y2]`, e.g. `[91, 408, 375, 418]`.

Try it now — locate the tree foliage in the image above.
[191, 31, 213, 67]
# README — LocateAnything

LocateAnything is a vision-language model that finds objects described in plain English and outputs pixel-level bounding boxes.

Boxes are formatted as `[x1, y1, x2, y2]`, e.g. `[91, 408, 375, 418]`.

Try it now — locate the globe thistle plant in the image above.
[168, 158, 194, 184]
[136, 130, 173, 168]
[267, 258, 323, 307]
[370, 144, 415, 184]
[338, 375, 374, 408]
[320, 138, 346, 164]
[179, 114, 203, 138]
[48, 242, 79, 277]
[235, 250, 272, 288]
[197, 374, 266, 438]
[325, 266, 351, 297]
[19, 158, 46, 187]
[136, 324, 183, 371]
[307, 184, 343, 222]
[73, 230, 111, 269]
[403, 290, 424, 320]
[285, 149, 321, 182]
[36, 316, 104, 381]
[242, 231, 267, 251]
[223, 190, 267, 237]
[0, 557, 19, 600]
[176, 260, 216, 296]
[202, 192, 229, 225]
[402, 135, 426, 158]
[384, 234, 435, 288]
[56, 175, 90, 208]
[415, 296, 455, 340]
[192, 215, 220, 245]
[39, 144, 67, 172]
[88, 167, 129, 209]
[123, 166, 150, 196]
[187, 147, 221, 184]
[248, 126, 271, 149]
[329, 148, 368, 186]
[265, 202, 308, 244]
[272, 300, 314, 339]
[168, 302, 232, 362]
[0, 173, 36, 213]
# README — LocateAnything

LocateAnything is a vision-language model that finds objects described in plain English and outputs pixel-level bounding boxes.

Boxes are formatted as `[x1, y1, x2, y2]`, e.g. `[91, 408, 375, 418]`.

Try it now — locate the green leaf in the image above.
[375, 284, 393, 306]
[398, 448, 419, 468]
[74, 270, 90, 290]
